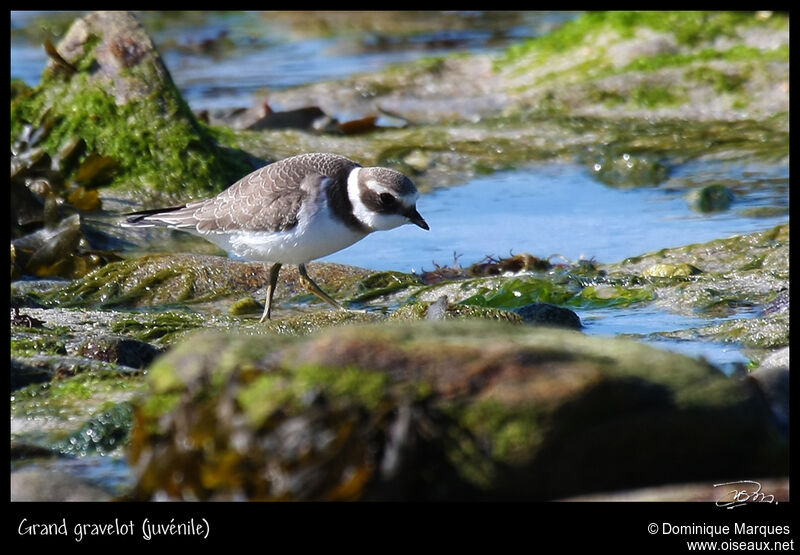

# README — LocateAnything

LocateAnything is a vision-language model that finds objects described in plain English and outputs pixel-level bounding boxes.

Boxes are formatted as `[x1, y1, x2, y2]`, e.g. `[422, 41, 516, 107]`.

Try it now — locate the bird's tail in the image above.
[120, 205, 188, 228]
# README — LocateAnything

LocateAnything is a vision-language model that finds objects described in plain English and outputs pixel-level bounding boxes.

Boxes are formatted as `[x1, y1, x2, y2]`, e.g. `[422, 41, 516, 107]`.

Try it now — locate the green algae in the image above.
[688, 184, 735, 213]
[458, 277, 576, 309]
[125, 321, 786, 500]
[13, 370, 141, 405]
[9, 14, 252, 203]
[55, 402, 133, 456]
[616, 224, 788, 275]
[37, 255, 245, 309]
[590, 153, 669, 187]
[389, 302, 523, 323]
[606, 224, 789, 346]
[641, 263, 703, 279]
[10, 334, 68, 358]
[11, 368, 145, 455]
[239, 365, 390, 428]
[654, 313, 789, 350]
[455, 275, 652, 311]
[624, 44, 787, 75]
[576, 284, 654, 308]
[499, 11, 786, 70]
[350, 271, 422, 304]
[111, 312, 207, 344]
[228, 296, 263, 316]
[629, 84, 687, 109]
[256, 310, 384, 336]
[452, 399, 544, 464]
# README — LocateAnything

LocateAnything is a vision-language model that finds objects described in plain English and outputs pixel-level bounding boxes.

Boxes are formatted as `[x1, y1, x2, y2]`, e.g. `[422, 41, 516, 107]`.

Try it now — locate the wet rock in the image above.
[589, 152, 669, 187]
[10, 442, 58, 460]
[11, 358, 53, 390]
[688, 184, 735, 213]
[641, 262, 702, 279]
[247, 106, 333, 132]
[228, 296, 264, 316]
[426, 295, 449, 321]
[10, 10, 253, 202]
[612, 224, 789, 324]
[513, 302, 582, 329]
[11, 466, 112, 501]
[260, 310, 384, 336]
[10, 307, 46, 328]
[56, 402, 133, 457]
[763, 288, 789, 315]
[336, 115, 380, 135]
[749, 347, 789, 437]
[127, 322, 786, 501]
[37, 254, 371, 310]
[351, 270, 422, 304]
[75, 335, 163, 369]
[757, 346, 789, 371]
[204, 102, 381, 135]
[389, 302, 522, 323]
[12, 354, 139, 381]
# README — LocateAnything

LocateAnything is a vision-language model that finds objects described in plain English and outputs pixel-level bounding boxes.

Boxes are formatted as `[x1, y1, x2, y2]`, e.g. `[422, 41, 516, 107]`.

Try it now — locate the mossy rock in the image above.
[389, 301, 522, 323]
[611, 224, 788, 326]
[641, 263, 703, 279]
[9, 11, 253, 203]
[688, 184, 735, 212]
[33, 254, 371, 311]
[127, 321, 785, 500]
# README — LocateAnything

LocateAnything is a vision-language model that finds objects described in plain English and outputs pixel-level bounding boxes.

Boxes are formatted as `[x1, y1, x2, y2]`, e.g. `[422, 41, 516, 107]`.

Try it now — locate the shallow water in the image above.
[322, 161, 788, 272]
[580, 305, 752, 375]
[10, 10, 577, 112]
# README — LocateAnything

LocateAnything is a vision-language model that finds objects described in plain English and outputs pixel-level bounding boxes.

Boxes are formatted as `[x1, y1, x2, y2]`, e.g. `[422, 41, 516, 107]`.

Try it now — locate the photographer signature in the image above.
[714, 480, 777, 509]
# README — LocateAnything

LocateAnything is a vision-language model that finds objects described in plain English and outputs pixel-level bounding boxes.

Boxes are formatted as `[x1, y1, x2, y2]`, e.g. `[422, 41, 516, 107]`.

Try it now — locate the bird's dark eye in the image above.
[380, 193, 397, 207]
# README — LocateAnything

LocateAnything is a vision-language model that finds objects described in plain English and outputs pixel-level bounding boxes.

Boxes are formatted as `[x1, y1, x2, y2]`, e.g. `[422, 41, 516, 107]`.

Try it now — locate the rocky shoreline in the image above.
[10, 11, 788, 501]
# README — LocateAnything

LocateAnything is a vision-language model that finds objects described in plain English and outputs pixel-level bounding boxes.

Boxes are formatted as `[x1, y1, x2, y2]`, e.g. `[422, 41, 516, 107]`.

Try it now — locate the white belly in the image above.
[198, 207, 368, 265]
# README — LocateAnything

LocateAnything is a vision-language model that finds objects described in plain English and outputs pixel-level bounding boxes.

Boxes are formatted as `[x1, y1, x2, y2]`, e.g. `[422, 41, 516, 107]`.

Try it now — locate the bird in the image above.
[122, 152, 429, 321]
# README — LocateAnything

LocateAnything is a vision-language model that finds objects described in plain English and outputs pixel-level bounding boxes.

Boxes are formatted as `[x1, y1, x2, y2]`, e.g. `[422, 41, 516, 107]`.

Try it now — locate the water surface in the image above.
[322, 161, 788, 273]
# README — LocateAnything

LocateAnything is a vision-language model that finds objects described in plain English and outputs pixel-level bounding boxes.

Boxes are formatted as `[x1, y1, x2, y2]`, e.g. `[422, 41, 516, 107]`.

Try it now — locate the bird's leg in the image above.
[260, 262, 282, 322]
[298, 263, 345, 311]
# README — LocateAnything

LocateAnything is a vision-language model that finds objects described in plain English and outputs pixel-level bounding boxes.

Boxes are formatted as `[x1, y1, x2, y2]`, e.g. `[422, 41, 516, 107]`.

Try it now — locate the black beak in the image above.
[407, 207, 429, 230]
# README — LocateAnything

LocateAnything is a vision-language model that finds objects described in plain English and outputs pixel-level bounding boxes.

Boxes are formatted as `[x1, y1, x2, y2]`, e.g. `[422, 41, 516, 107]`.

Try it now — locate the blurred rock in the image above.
[75, 334, 163, 369]
[126, 322, 786, 501]
[11, 358, 53, 390]
[590, 152, 669, 188]
[11, 467, 112, 501]
[688, 184, 735, 213]
[513, 302, 582, 329]
[749, 347, 789, 437]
